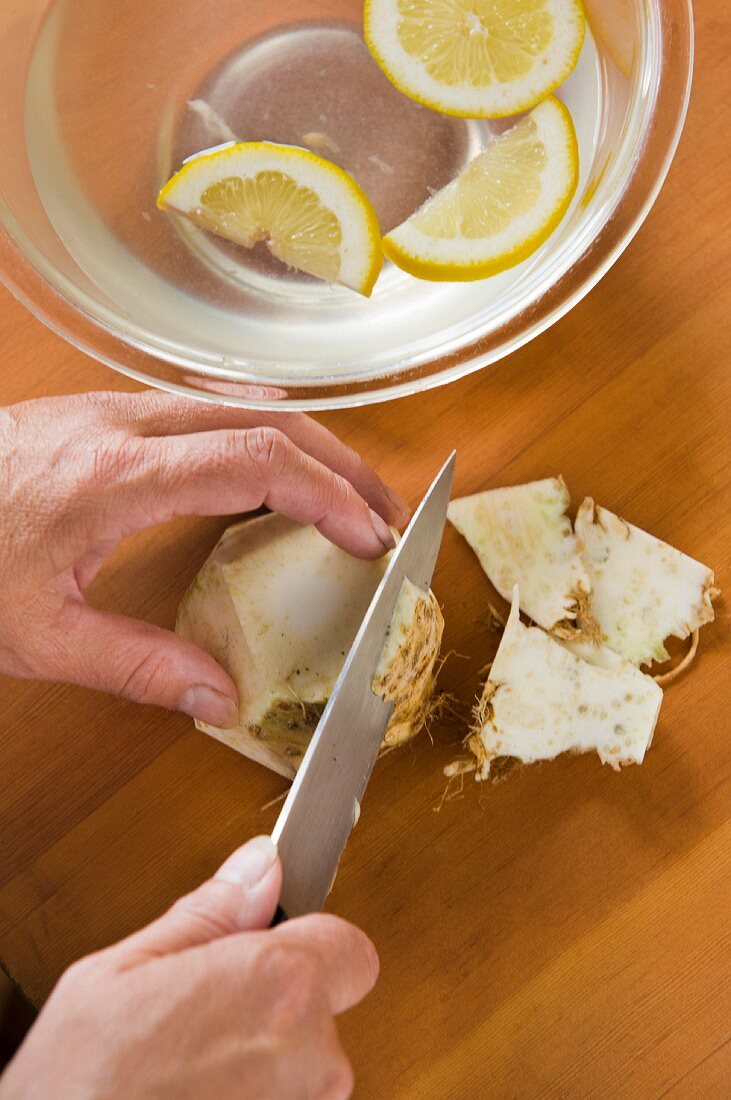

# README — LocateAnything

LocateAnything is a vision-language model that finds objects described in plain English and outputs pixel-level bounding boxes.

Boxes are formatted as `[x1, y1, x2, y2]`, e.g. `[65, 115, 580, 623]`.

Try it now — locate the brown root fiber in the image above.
[262, 697, 326, 738]
[466, 731, 492, 778]
[477, 604, 507, 633]
[462, 698, 526, 786]
[374, 589, 445, 748]
[552, 587, 601, 645]
[433, 768, 470, 813]
[470, 681, 496, 738]
[443, 758, 477, 779]
[653, 629, 700, 686]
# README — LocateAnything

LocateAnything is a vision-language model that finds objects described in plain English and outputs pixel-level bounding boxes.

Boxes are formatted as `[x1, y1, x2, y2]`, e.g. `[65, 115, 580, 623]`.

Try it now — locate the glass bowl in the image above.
[0, 0, 693, 409]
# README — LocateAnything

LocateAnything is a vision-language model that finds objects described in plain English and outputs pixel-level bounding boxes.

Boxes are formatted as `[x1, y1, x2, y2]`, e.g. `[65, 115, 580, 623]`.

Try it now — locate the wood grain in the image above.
[0, 4, 729, 1096]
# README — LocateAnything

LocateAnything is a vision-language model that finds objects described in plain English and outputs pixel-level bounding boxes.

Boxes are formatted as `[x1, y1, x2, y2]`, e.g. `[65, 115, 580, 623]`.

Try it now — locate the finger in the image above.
[111, 391, 410, 527]
[55, 599, 239, 723]
[270, 416, 410, 530]
[122, 427, 397, 559]
[271, 913, 380, 1015]
[109, 837, 282, 966]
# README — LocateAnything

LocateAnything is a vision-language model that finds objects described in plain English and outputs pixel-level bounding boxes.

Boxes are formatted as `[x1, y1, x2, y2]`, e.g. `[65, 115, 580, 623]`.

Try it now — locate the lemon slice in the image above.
[158, 142, 383, 296]
[383, 97, 578, 281]
[364, 0, 585, 118]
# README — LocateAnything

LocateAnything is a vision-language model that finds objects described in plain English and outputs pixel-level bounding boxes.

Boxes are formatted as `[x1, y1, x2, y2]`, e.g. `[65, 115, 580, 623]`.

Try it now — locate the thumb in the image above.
[111, 837, 282, 966]
[59, 603, 239, 727]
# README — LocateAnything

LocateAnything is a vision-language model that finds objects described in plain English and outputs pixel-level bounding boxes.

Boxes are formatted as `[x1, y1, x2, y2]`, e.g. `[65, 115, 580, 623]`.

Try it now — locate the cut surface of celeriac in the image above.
[448, 476, 594, 637]
[373, 576, 444, 748]
[575, 499, 718, 666]
[560, 637, 626, 672]
[176, 514, 443, 779]
[469, 588, 662, 780]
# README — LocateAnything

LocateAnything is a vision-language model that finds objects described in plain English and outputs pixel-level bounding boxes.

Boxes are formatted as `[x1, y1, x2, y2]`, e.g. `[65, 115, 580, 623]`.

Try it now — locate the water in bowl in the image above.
[24, 0, 606, 383]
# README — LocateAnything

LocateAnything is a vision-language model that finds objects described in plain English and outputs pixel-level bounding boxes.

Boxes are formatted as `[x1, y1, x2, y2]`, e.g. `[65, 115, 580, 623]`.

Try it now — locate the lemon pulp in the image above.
[396, 0, 554, 88]
[365, 0, 585, 117]
[197, 173, 342, 284]
[412, 115, 547, 239]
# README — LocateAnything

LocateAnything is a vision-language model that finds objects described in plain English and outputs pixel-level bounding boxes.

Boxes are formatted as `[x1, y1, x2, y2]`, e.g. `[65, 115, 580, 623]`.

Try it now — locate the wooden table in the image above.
[1, 8, 729, 1097]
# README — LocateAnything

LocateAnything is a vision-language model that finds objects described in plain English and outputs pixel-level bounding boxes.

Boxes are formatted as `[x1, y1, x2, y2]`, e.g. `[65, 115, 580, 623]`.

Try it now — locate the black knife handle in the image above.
[270, 905, 288, 927]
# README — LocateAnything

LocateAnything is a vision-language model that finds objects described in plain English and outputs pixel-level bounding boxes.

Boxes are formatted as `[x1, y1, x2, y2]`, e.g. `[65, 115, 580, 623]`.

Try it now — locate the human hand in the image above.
[0, 836, 377, 1100]
[0, 391, 409, 725]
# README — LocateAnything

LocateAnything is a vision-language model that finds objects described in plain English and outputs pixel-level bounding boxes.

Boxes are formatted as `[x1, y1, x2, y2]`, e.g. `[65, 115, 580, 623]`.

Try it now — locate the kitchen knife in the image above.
[271, 451, 456, 921]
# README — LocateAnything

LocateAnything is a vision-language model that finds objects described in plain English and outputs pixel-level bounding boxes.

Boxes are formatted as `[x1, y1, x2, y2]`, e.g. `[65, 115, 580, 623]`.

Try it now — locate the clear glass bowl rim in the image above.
[0, 0, 694, 410]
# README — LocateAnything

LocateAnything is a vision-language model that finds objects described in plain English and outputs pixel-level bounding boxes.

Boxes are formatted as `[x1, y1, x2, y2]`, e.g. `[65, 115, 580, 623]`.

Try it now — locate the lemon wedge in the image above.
[158, 142, 383, 296]
[383, 97, 578, 281]
[364, 0, 585, 118]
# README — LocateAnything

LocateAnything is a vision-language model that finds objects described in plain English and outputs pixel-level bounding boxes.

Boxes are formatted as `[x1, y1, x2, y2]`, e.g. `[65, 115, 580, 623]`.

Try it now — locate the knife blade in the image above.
[271, 451, 456, 919]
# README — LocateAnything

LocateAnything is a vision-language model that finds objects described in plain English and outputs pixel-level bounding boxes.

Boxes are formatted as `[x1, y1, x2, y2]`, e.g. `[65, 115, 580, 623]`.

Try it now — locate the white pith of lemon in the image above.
[158, 142, 383, 296]
[383, 96, 578, 281]
[364, 0, 586, 118]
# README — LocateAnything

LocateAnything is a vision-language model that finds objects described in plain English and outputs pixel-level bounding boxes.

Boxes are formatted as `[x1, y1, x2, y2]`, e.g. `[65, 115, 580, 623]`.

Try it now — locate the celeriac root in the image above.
[443, 758, 477, 779]
[260, 789, 288, 813]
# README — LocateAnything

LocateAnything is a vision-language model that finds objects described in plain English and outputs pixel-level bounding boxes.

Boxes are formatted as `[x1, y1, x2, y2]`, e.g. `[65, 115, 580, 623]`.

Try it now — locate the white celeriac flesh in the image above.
[575, 499, 718, 666]
[469, 588, 663, 780]
[448, 477, 593, 636]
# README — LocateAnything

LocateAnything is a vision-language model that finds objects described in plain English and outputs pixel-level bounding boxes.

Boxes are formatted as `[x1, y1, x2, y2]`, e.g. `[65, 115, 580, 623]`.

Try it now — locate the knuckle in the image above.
[57, 953, 101, 993]
[318, 470, 355, 514]
[241, 426, 290, 475]
[89, 432, 149, 488]
[334, 474, 357, 507]
[297, 914, 379, 986]
[117, 389, 170, 424]
[77, 391, 117, 419]
[265, 410, 298, 434]
[170, 887, 235, 941]
[340, 440, 363, 473]
[118, 646, 170, 703]
[268, 943, 322, 1006]
[285, 950, 322, 1003]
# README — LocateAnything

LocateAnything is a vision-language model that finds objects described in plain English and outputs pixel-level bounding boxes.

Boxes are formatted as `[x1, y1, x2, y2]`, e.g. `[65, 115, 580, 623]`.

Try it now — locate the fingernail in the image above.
[383, 484, 411, 526]
[179, 685, 238, 728]
[216, 836, 278, 886]
[369, 508, 396, 551]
